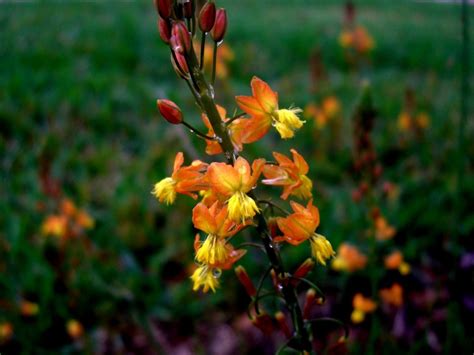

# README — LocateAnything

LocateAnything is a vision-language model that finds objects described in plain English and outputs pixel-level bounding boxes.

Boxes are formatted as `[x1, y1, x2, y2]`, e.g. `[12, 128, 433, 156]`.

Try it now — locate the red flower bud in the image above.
[211, 8, 227, 42]
[303, 289, 317, 319]
[171, 51, 189, 78]
[235, 266, 256, 297]
[293, 258, 315, 280]
[199, 2, 216, 33]
[275, 312, 292, 339]
[156, 99, 183, 124]
[154, 0, 173, 19]
[158, 18, 171, 44]
[172, 22, 192, 53]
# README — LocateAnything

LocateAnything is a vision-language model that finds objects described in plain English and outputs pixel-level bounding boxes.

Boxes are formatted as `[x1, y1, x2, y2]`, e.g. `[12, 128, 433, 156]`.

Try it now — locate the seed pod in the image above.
[211, 8, 227, 42]
[199, 2, 216, 33]
[157, 99, 183, 124]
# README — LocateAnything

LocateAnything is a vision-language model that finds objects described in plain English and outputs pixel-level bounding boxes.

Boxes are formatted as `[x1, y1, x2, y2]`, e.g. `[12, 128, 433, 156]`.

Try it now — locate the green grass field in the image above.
[1, 0, 473, 353]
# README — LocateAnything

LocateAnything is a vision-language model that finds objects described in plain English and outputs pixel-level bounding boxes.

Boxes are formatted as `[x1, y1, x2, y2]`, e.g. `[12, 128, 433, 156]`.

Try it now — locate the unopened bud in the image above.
[171, 51, 189, 78]
[235, 266, 256, 297]
[154, 0, 173, 19]
[199, 2, 216, 33]
[211, 8, 227, 42]
[294, 258, 315, 279]
[158, 18, 171, 44]
[157, 99, 183, 124]
[172, 22, 192, 53]
[303, 289, 317, 319]
[275, 312, 292, 338]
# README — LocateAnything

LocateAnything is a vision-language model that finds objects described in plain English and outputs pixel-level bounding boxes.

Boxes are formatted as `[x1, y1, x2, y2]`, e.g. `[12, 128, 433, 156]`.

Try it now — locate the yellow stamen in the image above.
[195, 235, 228, 265]
[309, 234, 335, 265]
[272, 108, 305, 139]
[227, 191, 259, 223]
[152, 177, 176, 205]
[190, 265, 220, 293]
[292, 175, 313, 199]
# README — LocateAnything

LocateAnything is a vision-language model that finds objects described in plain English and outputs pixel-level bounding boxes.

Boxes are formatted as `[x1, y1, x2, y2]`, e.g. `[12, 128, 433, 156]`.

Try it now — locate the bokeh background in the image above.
[1, 0, 473, 353]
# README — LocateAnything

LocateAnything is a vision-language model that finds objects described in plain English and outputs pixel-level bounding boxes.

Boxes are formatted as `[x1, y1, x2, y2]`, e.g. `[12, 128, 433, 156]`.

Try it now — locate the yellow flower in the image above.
[66, 319, 84, 339]
[152, 177, 176, 205]
[190, 265, 220, 293]
[351, 294, 377, 323]
[273, 108, 304, 139]
[41, 215, 68, 237]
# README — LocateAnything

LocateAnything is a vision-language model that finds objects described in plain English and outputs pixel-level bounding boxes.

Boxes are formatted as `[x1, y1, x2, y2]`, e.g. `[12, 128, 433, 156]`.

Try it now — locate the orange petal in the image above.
[290, 149, 309, 175]
[207, 162, 240, 196]
[249, 158, 266, 188]
[251, 76, 278, 113]
[173, 152, 184, 174]
[192, 202, 217, 234]
[239, 116, 272, 143]
[236, 95, 265, 116]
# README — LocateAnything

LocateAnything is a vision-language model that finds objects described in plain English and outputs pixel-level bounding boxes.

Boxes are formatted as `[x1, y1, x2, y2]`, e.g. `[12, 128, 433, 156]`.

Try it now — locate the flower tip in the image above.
[157, 99, 183, 124]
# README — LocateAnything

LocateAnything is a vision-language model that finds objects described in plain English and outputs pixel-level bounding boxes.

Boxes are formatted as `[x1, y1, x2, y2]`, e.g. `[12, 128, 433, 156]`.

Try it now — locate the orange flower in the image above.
[374, 216, 396, 241]
[20, 300, 39, 317]
[0, 322, 13, 343]
[201, 104, 247, 155]
[384, 250, 410, 275]
[321, 96, 341, 118]
[199, 42, 234, 79]
[397, 111, 412, 132]
[236, 77, 304, 140]
[351, 294, 377, 323]
[66, 319, 84, 339]
[207, 157, 265, 222]
[332, 243, 367, 272]
[276, 200, 334, 265]
[380, 284, 403, 307]
[152, 152, 208, 205]
[192, 202, 246, 266]
[262, 149, 312, 200]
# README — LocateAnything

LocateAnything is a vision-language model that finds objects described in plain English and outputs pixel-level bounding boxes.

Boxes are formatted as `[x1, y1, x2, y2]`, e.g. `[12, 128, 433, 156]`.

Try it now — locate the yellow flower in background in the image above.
[20, 300, 39, 317]
[351, 294, 377, 323]
[0, 322, 13, 343]
[415, 112, 430, 129]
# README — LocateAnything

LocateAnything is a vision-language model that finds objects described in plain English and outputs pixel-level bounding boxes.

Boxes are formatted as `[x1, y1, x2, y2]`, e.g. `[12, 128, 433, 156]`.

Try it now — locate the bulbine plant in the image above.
[151, 0, 342, 352]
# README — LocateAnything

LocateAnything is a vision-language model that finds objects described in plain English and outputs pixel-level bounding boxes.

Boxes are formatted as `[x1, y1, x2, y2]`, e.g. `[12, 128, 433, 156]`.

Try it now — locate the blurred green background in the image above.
[1, 0, 473, 353]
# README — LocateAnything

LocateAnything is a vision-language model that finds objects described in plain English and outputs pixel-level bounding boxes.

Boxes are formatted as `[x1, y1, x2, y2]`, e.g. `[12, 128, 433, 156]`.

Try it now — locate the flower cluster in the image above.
[151, 1, 336, 350]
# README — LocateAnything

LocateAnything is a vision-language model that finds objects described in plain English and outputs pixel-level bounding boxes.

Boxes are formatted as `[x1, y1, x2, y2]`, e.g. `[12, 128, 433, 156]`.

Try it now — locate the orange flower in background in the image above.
[384, 250, 410, 275]
[199, 42, 234, 79]
[152, 152, 208, 205]
[332, 243, 367, 272]
[416, 112, 430, 129]
[0, 322, 13, 343]
[380, 283, 403, 307]
[236, 77, 304, 140]
[207, 157, 265, 222]
[201, 104, 247, 155]
[374, 216, 396, 241]
[262, 149, 313, 200]
[339, 26, 374, 54]
[66, 319, 84, 339]
[276, 200, 335, 265]
[192, 202, 246, 266]
[397, 111, 412, 132]
[41, 215, 68, 237]
[20, 300, 39, 317]
[322, 96, 341, 118]
[351, 294, 377, 323]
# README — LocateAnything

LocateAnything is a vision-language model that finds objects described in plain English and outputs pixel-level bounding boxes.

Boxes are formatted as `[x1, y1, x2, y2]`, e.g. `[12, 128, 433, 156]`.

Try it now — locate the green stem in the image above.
[200, 31, 206, 70]
[211, 41, 218, 85]
[181, 121, 218, 141]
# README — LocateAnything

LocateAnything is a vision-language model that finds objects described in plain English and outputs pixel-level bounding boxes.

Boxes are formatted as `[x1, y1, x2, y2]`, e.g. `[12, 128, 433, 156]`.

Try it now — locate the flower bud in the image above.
[182, 0, 194, 19]
[154, 0, 173, 19]
[199, 2, 216, 33]
[171, 51, 189, 78]
[158, 18, 171, 44]
[211, 8, 227, 42]
[235, 266, 256, 297]
[275, 312, 292, 338]
[294, 258, 315, 279]
[157, 99, 183, 124]
[303, 288, 317, 319]
[252, 313, 274, 335]
[172, 22, 192, 53]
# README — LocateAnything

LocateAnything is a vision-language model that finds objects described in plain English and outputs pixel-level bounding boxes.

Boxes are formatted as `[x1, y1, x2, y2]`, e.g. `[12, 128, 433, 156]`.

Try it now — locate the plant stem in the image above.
[211, 41, 218, 85]
[181, 121, 218, 141]
[200, 31, 206, 70]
